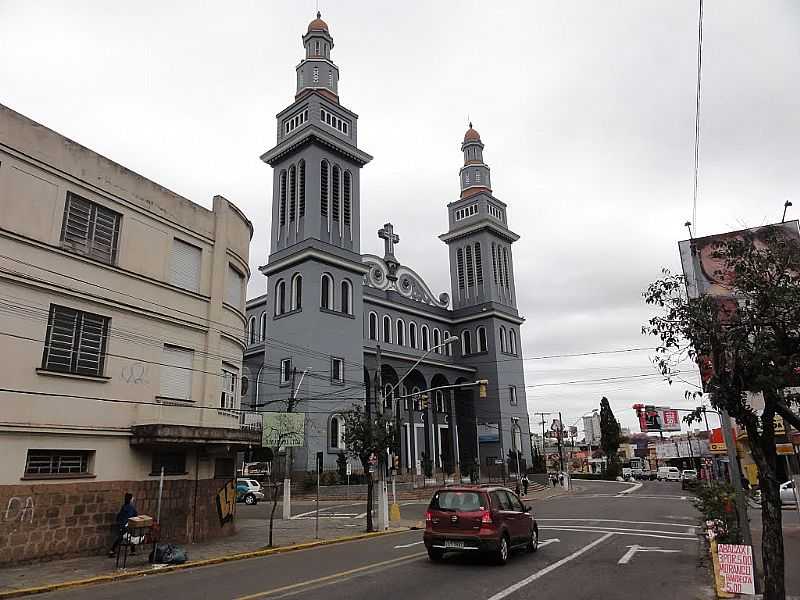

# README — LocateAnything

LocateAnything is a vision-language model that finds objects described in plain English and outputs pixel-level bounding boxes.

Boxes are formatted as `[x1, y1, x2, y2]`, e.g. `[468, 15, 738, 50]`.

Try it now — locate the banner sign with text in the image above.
[262, 412, 305, 448]
[717, 544, 755, 595]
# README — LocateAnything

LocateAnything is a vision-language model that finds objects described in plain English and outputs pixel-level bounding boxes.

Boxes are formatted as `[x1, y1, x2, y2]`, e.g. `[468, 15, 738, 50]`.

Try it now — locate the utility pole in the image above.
[282, 367, 296, 521]
[557, 411, 565, 474]
[374, 345, 388, 531]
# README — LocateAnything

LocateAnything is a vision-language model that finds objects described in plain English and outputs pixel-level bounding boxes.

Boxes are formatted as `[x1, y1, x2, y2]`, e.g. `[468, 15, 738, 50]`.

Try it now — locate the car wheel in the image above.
[427, 548, 444, 562]
[527, 526, 539, 553]
[244, 493, 256, 505]
[495, 534, 510, 565]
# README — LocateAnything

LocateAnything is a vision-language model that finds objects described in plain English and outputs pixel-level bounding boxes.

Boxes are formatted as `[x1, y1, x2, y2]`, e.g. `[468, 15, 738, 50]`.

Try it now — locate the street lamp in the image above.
[511, 416, 522, 489]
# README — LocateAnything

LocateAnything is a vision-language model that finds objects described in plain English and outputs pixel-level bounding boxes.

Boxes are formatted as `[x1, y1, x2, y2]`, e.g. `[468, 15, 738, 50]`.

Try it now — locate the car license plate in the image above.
[445, 540, 465, 549]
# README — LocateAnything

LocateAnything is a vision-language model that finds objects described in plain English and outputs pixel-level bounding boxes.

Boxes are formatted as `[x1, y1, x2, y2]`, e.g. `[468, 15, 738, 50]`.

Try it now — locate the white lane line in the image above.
[537, 519, 698, 529]
[485, 533, 614, 600]
[537, 538, 560, 548]
[394, 541, 425, 548]
[539, 525, 697, 536]
[617, 544, 681, 564]
[616, 482, 643, 495]
[540, 527, 696, 541]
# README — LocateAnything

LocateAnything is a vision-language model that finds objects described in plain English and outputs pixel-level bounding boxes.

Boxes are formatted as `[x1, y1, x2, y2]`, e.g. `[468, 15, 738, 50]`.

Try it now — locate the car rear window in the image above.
[430, 491, 486, 512]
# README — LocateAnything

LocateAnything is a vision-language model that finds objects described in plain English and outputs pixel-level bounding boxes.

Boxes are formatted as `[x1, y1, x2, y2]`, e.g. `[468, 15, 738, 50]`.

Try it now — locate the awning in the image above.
[130, 424, 261, 447]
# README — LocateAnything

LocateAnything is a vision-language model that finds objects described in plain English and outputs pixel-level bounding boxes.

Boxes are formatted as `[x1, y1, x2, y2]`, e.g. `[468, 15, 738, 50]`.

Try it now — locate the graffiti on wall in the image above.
[215, 480, 235, 526]
[3, 497, 34, 523]
[121, 362, 148, 384]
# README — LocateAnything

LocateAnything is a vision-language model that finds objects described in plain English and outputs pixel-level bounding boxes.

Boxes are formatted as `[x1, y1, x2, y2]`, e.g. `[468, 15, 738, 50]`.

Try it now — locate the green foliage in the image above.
[342, 403, 398, 471]
[692, 482, 743, 544]
[599, 396, 621, 471]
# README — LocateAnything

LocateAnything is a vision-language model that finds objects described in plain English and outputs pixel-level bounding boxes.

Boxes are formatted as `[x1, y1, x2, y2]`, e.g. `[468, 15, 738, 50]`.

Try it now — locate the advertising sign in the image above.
[717, 544, 755, 595]
[262, 412, 305, 448]
[634, 405, 681, 433]
[478, 423, 500, 443]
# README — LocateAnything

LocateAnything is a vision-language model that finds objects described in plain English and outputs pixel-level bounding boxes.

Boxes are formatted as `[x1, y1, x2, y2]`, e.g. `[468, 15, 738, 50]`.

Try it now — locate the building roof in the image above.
[307, 12, 329, 33]
[464, 123, 481, 142]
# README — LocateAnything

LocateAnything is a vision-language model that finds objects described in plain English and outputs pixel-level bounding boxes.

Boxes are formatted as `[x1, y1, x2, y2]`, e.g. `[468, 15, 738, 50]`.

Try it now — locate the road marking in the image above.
[233, 552, 425, 600]
[538, 524, 696, 536]
[537, 538, 560, 548]
[485, 533, 613, 600]
[616, 482, 643, 495]
[617, 544, 681, 564]
[393, 541, 424, 548]
[540, 527, 695, 541]
[537, 518, 697, 529]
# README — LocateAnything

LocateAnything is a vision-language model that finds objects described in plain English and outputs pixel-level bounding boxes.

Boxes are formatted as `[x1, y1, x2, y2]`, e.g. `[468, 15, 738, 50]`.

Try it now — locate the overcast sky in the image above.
[2, 1, 798, 435]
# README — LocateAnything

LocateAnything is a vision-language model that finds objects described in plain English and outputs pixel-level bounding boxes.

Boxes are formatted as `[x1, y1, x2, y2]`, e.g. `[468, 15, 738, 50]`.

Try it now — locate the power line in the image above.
[692, 0, 704, 230]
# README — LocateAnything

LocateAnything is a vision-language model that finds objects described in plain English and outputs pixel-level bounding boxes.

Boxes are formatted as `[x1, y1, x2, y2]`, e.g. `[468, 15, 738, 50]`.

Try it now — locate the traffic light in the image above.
[419, 394, 429, 410]
[477, 379, 488, 398]
[316, 451, 323, 473]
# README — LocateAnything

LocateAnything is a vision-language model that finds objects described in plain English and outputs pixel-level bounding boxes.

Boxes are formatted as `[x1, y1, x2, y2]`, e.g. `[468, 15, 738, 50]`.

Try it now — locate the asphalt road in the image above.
[36, 480, 708, 600]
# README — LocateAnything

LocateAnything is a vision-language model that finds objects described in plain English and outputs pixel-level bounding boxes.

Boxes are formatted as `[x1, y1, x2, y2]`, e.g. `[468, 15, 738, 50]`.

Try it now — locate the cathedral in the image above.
[243, 13, 531, 476]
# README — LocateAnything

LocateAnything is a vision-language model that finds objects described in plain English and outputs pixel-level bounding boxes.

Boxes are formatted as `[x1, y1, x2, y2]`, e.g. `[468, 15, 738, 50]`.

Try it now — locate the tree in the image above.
[643, 225, 800, 600]
[260, 417, 305, 548]
[599, 396, 621, 478]
[336, 451, 348, 484]
[342, 404, 397, 532]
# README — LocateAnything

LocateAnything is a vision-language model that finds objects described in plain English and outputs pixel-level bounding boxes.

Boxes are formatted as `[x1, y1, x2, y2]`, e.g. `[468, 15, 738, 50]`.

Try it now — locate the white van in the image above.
[657, 467, 681, 481]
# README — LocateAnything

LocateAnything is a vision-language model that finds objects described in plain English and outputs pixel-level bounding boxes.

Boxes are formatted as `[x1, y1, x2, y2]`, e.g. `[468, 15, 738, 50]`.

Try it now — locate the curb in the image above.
[0, 528, 411, 599]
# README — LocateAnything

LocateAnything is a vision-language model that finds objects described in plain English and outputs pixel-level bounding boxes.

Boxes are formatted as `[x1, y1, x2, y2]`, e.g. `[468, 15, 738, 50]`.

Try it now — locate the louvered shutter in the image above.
[74, 312, 109, 376]
[89, 205, 120, 263]
[62, 195, 92, 253]
[43, 305, 108, 376]
[226, 266, 243, 308]
[160, 346, 193, 400]
[44, 306, 79, 372]
[169, 239, 202, 292]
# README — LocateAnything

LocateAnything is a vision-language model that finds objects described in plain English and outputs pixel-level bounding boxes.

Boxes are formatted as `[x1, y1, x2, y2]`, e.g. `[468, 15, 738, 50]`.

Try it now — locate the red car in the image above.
[423, 485, 539, 565]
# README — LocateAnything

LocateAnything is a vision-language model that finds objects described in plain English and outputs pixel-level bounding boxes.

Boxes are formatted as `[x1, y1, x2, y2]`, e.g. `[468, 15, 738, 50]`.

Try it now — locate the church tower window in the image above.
[444, 332, 452, 356]
[332, 166, 341, 222]
[432, 328, 441, 352]
[491, 243, 498, 284]
[383, 315, 392, 343]
[465, 246, 475, 287]
[343, 171, 352, 226]
[298, 160, 306, 217]
[461, 330, 472, 356]
[341, 280, 352, 315]
[321, 273, 334, 310]
[314, 40, 320, 56]
[328, 69, 333, 85]
[409, 322, 417, 348]
[421, 325, 429, 351]
[474, 242, 483, 285]
[290, 274, 303, 310]
[477, 326, 487, 353]
[279, 170, 287, 226]
[275, 280, 286, 316]
[475, 170, 481, 182]
[509, 329, 517, 355]
[320, 160, 329, 218]
[502, 248, 510, 290]
[396, 319, 405, 346]
[313, 67, 319, 83]
[368, 312, 378, 341]
[288, 165, 297, 222]
[456, 249, 465, 290]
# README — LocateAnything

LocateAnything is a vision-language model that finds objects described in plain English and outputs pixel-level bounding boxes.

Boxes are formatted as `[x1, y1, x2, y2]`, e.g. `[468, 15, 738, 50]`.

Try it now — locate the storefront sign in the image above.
[718, 544, 755, 595]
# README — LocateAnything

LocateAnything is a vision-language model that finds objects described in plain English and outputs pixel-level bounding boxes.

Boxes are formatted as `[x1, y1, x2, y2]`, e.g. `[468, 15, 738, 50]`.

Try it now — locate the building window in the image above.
[465, 246, 475, 287]
[259, 312, 267, 341]
[280, 358, 292, 384]
[492, 243, 498, 285]
[343, 171, 352, 227]
[409, 322, 417, 349]
[421, 325, 429, 351]
[509, 385, 518, 406]
[151, 451, 186, 476]
[461, 330, 472, 356]
[291, 274, 303, 310]
[169, 238, 202, 292]
[341, 280, 352, 315]
[509, 329, 517, 355]
[298, 160, 306, 217]
[60, 193, 121, 264]
[214, 458, 234, 479]
[313, 67, 319, 82]
[433, 328, 441, 353]
[320, 160, 329, 218]
[221, 365, 238, 411]
[474, 243, 483, 285]
[283, 109, 308, 136]
[332, 166, 340, 222]
[320, 108, 350, 134]
[456, 249, 465, 290]
[25, 450, 91, 476]
[331, 357, 344, 383]
[384, 384, 395, 411]
[383, 315, 392, 343]
[444, 332, 452, 356]
[396, 319, 405, 346]
[275, 280, 286, 315]
[42, 305, 110, 377]
[248, 317, 256, 345]
[477, 326, 487, 353]
[328, 69, 333, 85]
[314, 40, 320, 55]
[434, 390, 445, 413]
[279, 170, 287, 226]
[454, 203, 478, 222]
[503, 248, 510, 290]
[368, 312, 378, 340]
[499, 326, 507, 353]
[488, 203, 503, 220]
[226, 265, 244, 308]
[288, 165, 297, 222]
[475, 169, 481, 182]
[320, 273, 334, 310]
[330, 414, 345, 449]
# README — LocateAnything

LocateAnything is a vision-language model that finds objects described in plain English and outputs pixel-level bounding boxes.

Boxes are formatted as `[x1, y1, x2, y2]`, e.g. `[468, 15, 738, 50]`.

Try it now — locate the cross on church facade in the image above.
[378, 222, 399, 258]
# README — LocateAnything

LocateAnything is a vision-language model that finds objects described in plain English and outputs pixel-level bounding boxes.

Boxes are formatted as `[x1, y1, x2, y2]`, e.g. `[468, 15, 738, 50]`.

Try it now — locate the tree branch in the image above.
[775, 400, 800, 431]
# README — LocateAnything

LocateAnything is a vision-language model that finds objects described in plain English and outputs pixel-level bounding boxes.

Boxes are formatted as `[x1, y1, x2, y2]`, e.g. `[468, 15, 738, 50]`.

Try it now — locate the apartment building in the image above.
[0, 104, 257, 565]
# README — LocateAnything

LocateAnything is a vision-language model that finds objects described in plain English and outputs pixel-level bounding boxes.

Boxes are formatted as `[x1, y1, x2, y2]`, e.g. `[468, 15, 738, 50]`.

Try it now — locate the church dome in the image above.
[464, 123, 481, 142]
[307, 12, 329, 33]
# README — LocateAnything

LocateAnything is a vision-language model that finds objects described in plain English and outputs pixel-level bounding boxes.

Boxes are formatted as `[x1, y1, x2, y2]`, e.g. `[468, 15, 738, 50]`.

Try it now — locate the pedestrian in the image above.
[559, 472, 564, 487]
[550, 474, 557, 487]
[522, 474, 529, 496]
[108, 492, 138, 557]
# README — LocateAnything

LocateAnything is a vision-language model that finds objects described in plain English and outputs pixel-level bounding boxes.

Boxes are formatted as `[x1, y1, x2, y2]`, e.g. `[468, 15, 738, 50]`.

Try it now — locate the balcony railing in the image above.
[240, 411, 262, 431]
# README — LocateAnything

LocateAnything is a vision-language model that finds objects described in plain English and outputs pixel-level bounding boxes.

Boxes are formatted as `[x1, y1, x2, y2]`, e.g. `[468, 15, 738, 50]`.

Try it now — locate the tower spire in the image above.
[297, 12, 338, 101]
[459, 124, 491, 198]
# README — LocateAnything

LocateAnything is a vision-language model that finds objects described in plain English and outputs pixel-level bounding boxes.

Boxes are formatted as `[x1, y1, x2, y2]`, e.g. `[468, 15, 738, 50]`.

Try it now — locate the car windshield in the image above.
[431, 491, 485, 512]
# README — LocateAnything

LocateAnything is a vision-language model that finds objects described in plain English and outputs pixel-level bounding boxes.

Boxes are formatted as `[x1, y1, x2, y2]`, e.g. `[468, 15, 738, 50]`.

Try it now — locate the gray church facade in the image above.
[242, 13, 532, 477]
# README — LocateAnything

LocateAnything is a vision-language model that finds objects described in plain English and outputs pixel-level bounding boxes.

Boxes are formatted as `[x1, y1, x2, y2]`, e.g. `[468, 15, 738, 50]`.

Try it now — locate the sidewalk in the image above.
[0, 482, 567, 596]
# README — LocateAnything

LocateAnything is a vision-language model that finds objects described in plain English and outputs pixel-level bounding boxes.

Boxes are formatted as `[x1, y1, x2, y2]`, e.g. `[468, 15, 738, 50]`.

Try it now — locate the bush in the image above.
[692, 482, 743, 544]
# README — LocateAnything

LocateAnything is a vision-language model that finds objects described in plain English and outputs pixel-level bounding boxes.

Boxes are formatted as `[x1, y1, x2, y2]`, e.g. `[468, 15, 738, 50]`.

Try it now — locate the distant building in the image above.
[583, 412, 601, 445]
[0, 104, 256, 565]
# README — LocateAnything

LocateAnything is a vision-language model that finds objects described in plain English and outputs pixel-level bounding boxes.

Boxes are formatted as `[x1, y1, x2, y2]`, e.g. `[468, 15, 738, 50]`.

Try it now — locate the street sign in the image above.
[717, 544, 755, 595]
[262, 412, 305, 448]
[346, 462, 352, 476]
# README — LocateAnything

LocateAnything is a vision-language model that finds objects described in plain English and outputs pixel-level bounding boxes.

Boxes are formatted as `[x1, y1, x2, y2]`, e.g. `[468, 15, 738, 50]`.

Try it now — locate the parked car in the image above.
[236, 479, 264, 505]
[780, 480, 797, 506]
[657, 467, 681, 481]
[681, 469, 698, 490]
[423, 486, 538, 565]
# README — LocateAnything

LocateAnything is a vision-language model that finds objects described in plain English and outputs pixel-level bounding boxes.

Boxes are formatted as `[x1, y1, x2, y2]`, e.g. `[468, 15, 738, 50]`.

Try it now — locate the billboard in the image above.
[477, 423, 500, 443]
[634, 404, 681, 432]
[262, 412, 305, 448]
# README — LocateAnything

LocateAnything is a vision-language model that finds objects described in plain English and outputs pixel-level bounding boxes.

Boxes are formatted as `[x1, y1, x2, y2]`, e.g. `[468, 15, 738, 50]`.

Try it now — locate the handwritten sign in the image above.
[718, 544, 755, 595]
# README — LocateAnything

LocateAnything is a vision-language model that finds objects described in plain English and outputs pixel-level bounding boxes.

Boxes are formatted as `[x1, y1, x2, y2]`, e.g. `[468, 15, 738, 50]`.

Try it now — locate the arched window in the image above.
[409, 322, 417, 349]
[320, 273, 334, 309]
[477, 326, 487, 353]
[330, 414, 345, 449]
[332, 166, 341, 222]
[509, 329, 517, 355]
[432, 328, 441, 353]
[259, 312, 266, 341]
[343, 171, 352, 227]
[412, 386, 422, 411]
[320, 160, 329, 218]
[434, 390, 445, 413]
[298, 160, 306, 217]
[368, 312, 378, 340]
[421, 325, 429, 351]
[461, 330, 472, 356]
[341, 280, 352, 315]
[248, 316, 256, 344]
[499, 326, 507, 353]
[290, 274, 303, 310]
[275, 280, 286, 315]
[401, 385, 409, 410]
[396, 319, 405, 346]
[444, 332, 452, 356]
[384, 384, 394, 411]
[383, 315, 392, 343]
[288, 164, 297, 222]
[279, 170, 287, 226]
